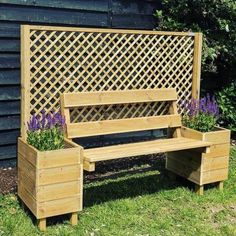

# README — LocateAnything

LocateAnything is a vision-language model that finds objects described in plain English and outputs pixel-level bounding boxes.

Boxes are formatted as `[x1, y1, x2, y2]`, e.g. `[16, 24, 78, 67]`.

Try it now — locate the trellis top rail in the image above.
[26, 25, 196, 36]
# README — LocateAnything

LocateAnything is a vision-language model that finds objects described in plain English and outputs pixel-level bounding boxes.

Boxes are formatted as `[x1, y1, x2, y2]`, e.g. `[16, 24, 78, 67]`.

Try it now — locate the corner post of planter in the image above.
[38, 218, 46, 231]
[217, 181, 224, 191]
[70, 212, 78, 226]
[195, 184, 204, 196]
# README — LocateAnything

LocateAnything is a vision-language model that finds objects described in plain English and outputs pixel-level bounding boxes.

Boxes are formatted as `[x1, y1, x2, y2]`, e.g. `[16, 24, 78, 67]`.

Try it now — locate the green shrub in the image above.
[216, 83, 236, 132]
[154, 0, 236, 90]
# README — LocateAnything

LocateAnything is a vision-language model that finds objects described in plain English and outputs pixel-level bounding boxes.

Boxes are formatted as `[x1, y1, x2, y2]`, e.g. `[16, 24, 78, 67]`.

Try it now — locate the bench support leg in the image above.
[217, 181, 224, 191]
[70, 212, 78, 226]
[195, 184, 204, 195]
[38, 218, 46, 231]
[83, 160, 95, 172]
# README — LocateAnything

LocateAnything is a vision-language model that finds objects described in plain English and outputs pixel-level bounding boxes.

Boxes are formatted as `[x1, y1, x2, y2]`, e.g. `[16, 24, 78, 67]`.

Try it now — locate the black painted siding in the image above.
[0, 0, 160, 161]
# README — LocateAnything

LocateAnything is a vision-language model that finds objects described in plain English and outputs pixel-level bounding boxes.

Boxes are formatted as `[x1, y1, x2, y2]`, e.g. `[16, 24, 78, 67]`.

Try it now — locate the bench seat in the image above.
[84, 137, 210, 163]
[61, 89, 211, 172]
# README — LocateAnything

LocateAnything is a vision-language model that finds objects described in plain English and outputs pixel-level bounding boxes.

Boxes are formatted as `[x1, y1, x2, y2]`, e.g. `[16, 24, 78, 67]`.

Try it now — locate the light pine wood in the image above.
[195, 185, 204, 196]
[166, 126, 230, 190]
[24, 25, 196, 36]
[20, 25, 31, 140]
[217, 181, 224, 191]
[38, 218, 46, 231]
[70, 212, 78, 226]
[67, 114, 182, 138]
[84, 137, 210, 163]
[83, 160, 95, 172]
[192, 33, 202, 99]
[17, 138, 83, 230]
[21, 25, 198, 138]
[62, 89, 177, 108]
[61, 89, 210, 173]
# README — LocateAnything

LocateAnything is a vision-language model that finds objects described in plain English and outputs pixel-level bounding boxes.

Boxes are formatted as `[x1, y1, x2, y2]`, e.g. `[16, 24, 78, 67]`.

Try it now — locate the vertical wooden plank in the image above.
[195, 184, 204, 195]
[192, 33, 202, 99]
[21, 25, 31, 139]
[38, 218, 46, 231]
[70, 212, 78, 226]
[60, 94, 71, 140]
[217, 181, 224, 191]
[168, 101, 181, 137]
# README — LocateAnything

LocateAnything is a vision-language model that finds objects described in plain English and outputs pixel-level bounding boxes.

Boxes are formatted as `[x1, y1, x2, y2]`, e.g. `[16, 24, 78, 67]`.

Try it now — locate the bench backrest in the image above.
[60, 89, 181, 139]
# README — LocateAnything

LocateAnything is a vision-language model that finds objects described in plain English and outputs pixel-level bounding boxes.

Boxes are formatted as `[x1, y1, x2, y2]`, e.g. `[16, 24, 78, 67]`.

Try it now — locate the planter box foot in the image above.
[217, 181, 224, 191]
[195, 185, 204, 195]
[38, 218, 46, 231]
[70, 212, 78, 226]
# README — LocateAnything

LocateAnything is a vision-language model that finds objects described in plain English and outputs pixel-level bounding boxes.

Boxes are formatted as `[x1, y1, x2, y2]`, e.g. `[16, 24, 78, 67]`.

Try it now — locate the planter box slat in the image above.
[201, 168, 229, 185]
[202, 143, 230, 158]
[37, 181, 81, 202]
[38, 165, 81, 186]
[37, 196, 81, 219]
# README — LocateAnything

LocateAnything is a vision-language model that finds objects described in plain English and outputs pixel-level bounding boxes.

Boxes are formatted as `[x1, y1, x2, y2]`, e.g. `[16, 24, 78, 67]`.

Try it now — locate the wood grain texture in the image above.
[62, 89, 177, 108]
[166, 126, 231, 186]
[84, 137, 210, 163]
[17, 138, 83, 223]
[67, 115, 182, 138]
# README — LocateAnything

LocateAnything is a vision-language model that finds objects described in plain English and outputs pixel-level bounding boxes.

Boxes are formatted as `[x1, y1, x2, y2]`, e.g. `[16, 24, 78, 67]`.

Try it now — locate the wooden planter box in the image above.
[17, 137, 83, 230]
[166, 126, 231, 195]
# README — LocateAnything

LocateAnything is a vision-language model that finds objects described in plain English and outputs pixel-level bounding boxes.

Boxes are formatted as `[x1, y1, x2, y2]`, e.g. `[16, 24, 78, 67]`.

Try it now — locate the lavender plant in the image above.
[182, 94, 219, 132]
[26, 110, 65, 151]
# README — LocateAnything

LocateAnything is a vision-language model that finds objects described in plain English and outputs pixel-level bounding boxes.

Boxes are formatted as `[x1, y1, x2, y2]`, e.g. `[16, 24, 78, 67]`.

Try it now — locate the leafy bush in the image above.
[182, 94, 219, 132]
[154, 0, 236, 90]
[27, 111, 65, 151]
[216, 83, 236, 132]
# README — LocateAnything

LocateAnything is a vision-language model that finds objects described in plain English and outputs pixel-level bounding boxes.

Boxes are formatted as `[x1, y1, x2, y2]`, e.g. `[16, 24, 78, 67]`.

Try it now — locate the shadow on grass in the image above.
[83, 155, 192, 208]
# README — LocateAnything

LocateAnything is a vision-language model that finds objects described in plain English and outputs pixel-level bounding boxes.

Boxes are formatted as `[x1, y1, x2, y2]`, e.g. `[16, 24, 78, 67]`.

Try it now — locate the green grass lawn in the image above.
[0, 148, 236, 236]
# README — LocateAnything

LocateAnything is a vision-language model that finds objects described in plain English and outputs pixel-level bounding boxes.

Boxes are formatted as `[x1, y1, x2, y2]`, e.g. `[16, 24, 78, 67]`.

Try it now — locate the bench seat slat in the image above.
[62, 88, 177, 107]
[84, 137, 211, 162]
[67, 114, 181, 138]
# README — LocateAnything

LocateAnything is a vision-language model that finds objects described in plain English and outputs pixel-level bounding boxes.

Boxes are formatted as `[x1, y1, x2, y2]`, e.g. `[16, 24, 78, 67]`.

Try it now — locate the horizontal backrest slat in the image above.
[66, 114, 181, 138]
[62, 89, 177, 108]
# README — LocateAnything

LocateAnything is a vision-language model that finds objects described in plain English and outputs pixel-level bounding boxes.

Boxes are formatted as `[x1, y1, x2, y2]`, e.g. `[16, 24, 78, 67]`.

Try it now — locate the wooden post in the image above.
[70, 212, 78, 226]
[192, 33, 203, 100]
[195, 184, 204, 195]
[217, 181, 224, 191]
[38, 218, 46, 231]
[21, 25, 31, 140]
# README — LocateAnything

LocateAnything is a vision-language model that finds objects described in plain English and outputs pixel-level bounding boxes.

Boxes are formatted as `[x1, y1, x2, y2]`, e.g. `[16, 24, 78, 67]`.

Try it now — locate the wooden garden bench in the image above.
[61, 88, 211, 172]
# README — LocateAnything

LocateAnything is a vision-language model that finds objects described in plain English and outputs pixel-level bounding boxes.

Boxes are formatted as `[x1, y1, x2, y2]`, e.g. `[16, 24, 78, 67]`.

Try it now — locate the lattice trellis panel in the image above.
[21, 25, 202, 138]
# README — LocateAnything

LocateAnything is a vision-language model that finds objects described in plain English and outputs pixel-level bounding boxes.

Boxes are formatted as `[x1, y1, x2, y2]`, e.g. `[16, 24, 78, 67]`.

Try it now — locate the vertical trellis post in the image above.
[192, 33, 203, 99]
[20, 25, 31, 139]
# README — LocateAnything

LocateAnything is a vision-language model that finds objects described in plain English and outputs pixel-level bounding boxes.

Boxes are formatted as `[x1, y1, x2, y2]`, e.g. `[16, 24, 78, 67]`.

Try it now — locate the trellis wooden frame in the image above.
[21, 25, 202, 139]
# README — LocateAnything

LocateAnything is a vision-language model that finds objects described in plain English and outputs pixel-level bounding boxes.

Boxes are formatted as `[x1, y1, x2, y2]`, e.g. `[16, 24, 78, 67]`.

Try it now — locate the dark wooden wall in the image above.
[0, 0, 160, 162]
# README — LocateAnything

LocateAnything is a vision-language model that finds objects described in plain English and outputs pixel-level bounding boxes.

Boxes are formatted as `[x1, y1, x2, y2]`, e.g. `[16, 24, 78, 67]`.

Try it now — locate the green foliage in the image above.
[182, 112, 217, 133]
[216, 83, 236, 132]
[26, 111, 65, 151]
[27, 127, 64, 151]
[154, 0, 236, 88]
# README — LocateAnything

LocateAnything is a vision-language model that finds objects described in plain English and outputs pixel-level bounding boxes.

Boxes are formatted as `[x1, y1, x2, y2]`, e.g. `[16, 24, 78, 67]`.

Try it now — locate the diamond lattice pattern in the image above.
[29, 29, 194, 121]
